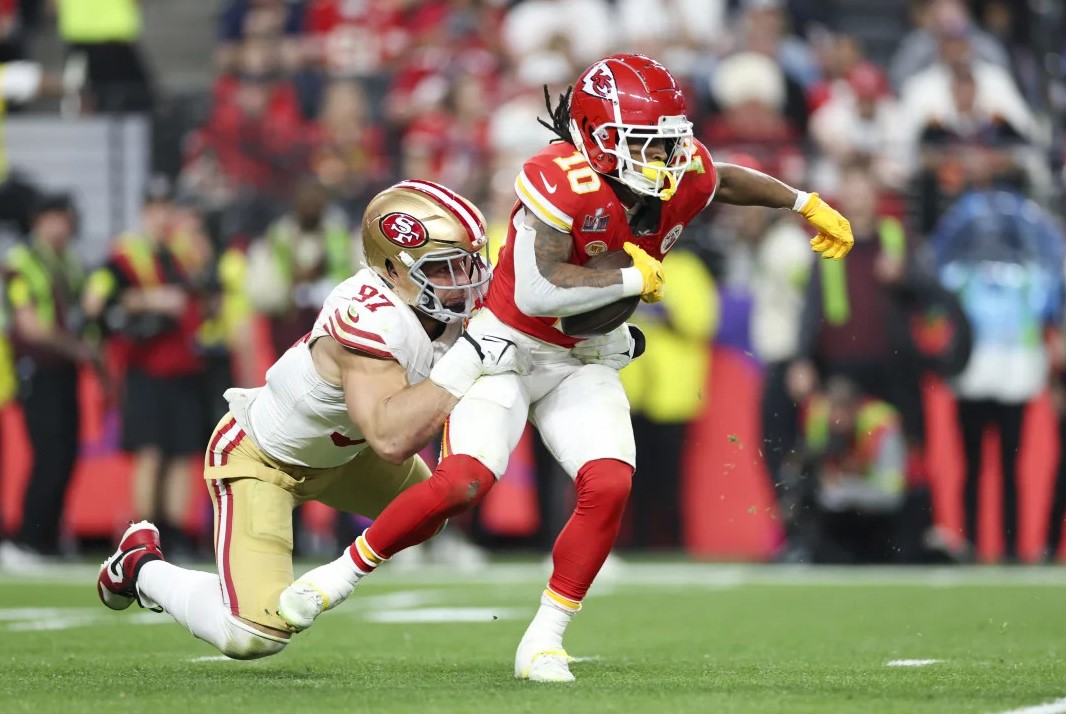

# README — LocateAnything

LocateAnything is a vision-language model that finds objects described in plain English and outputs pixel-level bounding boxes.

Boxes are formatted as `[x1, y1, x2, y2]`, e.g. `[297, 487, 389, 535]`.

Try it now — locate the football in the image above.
[559, 250, 640, 337]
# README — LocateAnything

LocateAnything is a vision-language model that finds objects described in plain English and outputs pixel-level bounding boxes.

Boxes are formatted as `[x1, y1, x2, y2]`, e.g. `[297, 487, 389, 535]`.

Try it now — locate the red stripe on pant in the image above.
[208, 418, 236, 467]
[213, 480, 239, 615]
[219, 429, 246, 466]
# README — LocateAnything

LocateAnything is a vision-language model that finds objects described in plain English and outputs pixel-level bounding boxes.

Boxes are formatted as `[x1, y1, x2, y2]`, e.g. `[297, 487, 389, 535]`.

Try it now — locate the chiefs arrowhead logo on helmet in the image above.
[582, 63, 617, 100]
[380, 212, 428, 248]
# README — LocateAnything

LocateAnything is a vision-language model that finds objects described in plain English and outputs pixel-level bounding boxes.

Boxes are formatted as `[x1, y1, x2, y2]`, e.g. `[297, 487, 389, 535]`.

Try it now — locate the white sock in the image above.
[521, 590, 578, 649]
[136, 561, 238, 651]
[346, 533, 386, 576]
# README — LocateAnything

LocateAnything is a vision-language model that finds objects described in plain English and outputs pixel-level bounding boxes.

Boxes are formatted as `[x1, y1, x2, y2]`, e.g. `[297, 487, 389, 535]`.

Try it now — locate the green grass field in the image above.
[3, 561, 1065, 713]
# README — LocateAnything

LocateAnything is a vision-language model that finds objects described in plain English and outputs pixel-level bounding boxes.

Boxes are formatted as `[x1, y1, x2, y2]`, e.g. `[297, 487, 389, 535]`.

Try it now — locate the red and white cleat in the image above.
[97, 521, 165, 612]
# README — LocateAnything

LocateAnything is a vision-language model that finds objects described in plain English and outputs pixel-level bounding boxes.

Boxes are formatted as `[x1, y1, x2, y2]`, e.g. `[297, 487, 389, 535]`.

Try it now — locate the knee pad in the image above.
[576, 459, 633, 511]
[219, 615, 289, 660]
[430, 455, 496, 517]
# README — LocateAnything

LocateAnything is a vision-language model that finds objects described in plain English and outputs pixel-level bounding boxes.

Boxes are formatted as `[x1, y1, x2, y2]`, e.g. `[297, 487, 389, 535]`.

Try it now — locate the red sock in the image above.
[548, 458, 632, 602]
[362, 454, 495, 558]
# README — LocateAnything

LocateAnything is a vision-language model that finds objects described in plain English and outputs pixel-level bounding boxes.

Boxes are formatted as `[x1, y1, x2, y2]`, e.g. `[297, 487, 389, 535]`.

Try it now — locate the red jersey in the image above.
[485, 140, 718, 347]
[106, 237, 206, 379]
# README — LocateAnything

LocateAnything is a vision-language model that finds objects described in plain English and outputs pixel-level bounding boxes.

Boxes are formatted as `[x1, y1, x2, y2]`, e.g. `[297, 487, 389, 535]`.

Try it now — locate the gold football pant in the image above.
[202, 413, 431, 631]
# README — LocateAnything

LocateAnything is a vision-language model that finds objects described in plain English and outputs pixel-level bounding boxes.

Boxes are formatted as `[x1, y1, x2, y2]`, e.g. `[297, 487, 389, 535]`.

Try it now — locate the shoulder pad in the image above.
[322, 276, 412, 362]
[325, 301, 396, 360]
[515, 147, 608, 233]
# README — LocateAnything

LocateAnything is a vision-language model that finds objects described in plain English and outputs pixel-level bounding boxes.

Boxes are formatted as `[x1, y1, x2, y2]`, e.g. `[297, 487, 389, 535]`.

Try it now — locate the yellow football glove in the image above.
[797, 193, 854, 260]
[623, 242, 665, 303]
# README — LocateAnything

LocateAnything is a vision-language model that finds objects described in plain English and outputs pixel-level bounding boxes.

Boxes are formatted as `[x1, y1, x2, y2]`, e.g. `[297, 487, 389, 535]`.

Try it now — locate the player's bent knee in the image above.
[577, 459, 633, 510]
[595, 473, 632, 510]
[219, 615, 290, 660]
[433, 455, 497, 515]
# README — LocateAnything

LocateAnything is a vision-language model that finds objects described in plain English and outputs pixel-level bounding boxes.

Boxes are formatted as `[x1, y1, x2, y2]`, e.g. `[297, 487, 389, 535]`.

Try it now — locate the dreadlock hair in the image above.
[537, 84, 573, 144]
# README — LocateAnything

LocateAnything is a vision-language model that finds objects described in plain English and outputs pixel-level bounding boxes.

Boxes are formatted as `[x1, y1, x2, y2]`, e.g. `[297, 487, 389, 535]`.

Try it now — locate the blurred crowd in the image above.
[2, 0, 1066, 566]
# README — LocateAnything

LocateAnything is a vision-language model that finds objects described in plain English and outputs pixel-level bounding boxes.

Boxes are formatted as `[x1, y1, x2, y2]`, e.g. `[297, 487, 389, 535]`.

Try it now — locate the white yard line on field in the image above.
[885, 659, 941, 667]
[992, 697, 1066, 714]
[7, 615, 100, 632]
[0, 607, 74, 621]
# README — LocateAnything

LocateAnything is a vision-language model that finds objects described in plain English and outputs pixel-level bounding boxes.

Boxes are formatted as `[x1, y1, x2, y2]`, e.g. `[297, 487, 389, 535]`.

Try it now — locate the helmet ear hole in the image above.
[383, 259, 399, 284]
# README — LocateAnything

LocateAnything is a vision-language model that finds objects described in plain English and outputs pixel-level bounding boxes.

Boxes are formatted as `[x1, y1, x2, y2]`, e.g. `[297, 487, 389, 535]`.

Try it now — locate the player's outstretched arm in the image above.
[512, 211, 662, 315]
[714, 162, 854, 260]
[321, 329, 531, 464]
[330, 341, 455, 465]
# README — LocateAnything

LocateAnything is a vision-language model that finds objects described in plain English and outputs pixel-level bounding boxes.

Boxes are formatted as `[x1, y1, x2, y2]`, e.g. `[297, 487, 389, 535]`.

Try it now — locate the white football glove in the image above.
[570, 323, 646, 370]
[430, 331, 533, 398]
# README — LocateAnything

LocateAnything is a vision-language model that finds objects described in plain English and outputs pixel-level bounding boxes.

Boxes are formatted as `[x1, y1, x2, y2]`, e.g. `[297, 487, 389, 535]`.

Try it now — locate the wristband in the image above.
[620, 267, 644, 297]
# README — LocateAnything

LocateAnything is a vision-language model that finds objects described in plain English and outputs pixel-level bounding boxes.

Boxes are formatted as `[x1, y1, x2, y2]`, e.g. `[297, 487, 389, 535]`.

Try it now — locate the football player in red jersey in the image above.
[279, 54, 854, 681]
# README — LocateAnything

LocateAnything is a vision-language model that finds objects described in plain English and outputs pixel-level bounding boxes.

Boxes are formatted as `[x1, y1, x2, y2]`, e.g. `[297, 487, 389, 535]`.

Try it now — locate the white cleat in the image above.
[277, 560, 358, 631]
[514, 641, 576, 683]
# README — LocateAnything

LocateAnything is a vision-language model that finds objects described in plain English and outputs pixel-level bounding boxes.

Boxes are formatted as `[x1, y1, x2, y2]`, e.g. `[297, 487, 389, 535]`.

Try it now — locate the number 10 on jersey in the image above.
[553, 152, 601, 195]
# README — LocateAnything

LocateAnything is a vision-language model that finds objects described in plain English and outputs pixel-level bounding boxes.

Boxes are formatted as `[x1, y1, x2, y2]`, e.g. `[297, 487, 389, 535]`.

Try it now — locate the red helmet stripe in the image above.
[395, 179, 485, 247]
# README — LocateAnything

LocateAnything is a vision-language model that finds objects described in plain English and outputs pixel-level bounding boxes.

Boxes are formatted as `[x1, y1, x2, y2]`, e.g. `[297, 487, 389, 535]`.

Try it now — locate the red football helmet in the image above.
[569, 54, 695, 200]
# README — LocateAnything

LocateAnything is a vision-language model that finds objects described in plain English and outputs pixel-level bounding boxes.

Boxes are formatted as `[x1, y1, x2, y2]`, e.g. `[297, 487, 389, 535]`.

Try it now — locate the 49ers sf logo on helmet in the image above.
[380, 212, 428, 248]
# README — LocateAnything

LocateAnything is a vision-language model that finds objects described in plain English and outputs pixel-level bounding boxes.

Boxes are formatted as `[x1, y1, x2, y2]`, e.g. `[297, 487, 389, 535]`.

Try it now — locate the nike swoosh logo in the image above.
[109, 545, 146, 578]
[539, 172, 557, 194]
[480, 335, 518, 361]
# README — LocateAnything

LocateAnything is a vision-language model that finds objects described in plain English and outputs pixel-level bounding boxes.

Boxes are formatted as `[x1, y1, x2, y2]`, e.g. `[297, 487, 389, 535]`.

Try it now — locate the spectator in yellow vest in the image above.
[0, 194, 99, 565]
[620, 248, 718, 549]
[83, 182, 209, 559]
[789, 164, 925, 457]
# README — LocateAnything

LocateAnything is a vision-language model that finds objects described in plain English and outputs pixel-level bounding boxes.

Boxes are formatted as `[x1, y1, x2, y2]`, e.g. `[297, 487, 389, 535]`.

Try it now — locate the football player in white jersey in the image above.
[95, 180, 531, 660]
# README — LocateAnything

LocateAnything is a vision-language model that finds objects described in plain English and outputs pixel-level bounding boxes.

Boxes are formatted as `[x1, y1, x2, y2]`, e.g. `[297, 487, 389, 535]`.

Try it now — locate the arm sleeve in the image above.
[511, 213, 643, 317]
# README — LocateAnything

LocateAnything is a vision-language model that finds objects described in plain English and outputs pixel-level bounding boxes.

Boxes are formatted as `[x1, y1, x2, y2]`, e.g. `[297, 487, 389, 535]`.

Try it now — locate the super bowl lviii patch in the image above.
[582, 208, 609, 233]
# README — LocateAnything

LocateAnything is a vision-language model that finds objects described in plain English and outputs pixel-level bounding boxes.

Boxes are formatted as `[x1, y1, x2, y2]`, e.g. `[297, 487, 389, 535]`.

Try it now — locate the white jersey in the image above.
[223, 268, 461, 468]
